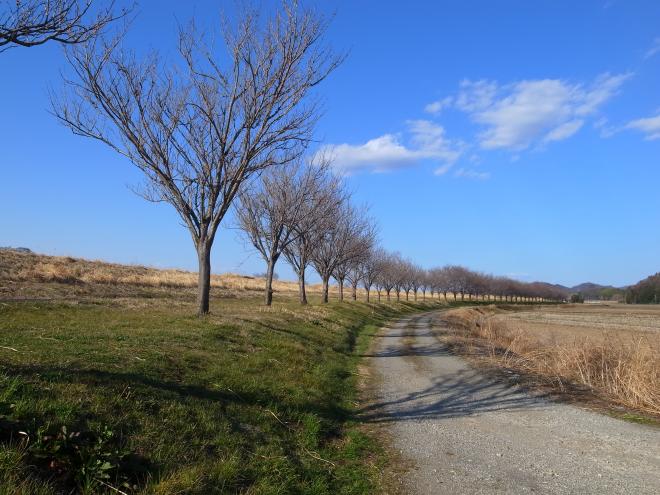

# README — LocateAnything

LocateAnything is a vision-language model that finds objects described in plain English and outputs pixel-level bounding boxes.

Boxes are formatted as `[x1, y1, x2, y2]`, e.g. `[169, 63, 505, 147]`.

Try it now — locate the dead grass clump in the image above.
[443, 308, 660, 417]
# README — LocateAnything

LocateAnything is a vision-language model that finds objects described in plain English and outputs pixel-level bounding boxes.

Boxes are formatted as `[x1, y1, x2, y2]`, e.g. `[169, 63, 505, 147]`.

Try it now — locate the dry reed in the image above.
[443, 308, 660, 416]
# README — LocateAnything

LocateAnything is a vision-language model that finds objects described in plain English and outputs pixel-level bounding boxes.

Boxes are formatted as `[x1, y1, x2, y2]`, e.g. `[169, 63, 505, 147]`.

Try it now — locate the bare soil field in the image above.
[491, 303, 660, 346]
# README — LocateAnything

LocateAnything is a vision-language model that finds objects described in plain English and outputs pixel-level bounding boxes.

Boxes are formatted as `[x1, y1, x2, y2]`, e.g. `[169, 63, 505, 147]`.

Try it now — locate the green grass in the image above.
[0, 294, 440, 494]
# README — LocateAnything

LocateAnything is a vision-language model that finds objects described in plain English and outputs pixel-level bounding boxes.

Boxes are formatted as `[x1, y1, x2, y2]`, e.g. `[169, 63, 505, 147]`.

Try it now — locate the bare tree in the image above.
[345, 261, 362, 301]
[236, 161, 334, 305]
[0, 0, 122, 51]
[282, 165, 343, 305]
[53, 3, 342, 315]
[377, 252, 399, 302]
[360, 249, 382, 303]
[334, 228, 374, 302]
[311, 202, 375, 303]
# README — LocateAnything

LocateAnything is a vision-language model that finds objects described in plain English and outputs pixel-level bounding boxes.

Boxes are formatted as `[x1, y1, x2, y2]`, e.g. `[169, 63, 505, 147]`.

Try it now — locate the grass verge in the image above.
[0, 294, 439, 494]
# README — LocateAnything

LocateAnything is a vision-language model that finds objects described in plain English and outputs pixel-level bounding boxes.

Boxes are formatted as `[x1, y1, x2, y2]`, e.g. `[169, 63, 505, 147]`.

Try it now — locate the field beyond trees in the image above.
[0, 251, 445, 494]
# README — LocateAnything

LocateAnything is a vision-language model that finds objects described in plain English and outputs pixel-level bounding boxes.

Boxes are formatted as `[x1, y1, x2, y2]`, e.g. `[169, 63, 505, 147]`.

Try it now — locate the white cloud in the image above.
[433, 163, 453, 176]
[593, 117, 617, 138]
[626, 113, 660, 140]
[447, 73, 631, 150]
[454, 168, 490, 180]
[424, 96, 453, 115]
[455, 80, 497, 112]
[645, 37, 660, 59]
[320, 121, 463, 175]
[543, 119, 584, 143]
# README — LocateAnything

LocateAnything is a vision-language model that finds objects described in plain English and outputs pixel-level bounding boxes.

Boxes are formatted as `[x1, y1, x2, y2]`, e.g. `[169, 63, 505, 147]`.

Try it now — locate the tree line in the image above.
[2, 1, 566, 314]
[236, 163, 567, 306]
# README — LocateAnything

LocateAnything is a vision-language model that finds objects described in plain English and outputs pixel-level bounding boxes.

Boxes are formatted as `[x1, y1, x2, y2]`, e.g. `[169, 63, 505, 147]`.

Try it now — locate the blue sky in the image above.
[1, 0, 659, 287]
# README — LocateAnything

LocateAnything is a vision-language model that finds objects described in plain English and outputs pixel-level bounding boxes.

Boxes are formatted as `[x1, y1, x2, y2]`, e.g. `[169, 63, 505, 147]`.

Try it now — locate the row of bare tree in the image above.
[236, 162, 566, 306]
[236, 159, 376, 306]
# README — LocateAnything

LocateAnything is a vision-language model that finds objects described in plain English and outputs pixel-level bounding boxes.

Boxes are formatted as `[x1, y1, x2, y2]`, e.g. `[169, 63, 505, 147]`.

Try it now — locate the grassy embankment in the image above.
[439, 305, 660, 421]
[0, 250, 442, 494]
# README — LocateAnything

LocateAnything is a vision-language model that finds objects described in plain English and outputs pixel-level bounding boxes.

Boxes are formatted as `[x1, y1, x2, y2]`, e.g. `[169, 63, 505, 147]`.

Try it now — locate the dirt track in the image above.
[364, 312, 660, 494]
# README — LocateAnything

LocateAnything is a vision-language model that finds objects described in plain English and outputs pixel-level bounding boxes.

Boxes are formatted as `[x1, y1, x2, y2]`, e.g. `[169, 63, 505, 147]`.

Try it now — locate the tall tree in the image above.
[53, 2, 342, 314]
[0, 0, 121, 51]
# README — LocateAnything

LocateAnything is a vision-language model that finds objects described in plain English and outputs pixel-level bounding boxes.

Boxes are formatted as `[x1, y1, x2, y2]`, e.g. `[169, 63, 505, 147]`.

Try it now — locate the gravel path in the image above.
[364, 311, 660, 494]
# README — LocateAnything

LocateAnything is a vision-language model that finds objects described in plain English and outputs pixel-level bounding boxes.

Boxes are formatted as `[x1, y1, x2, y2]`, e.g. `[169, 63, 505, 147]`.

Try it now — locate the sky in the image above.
[1, 0, 659, 287]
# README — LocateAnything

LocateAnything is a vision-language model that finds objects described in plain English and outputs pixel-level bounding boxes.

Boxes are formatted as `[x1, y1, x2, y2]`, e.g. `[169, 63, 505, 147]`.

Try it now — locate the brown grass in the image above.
[0, 250, 318, 299]
[441, 306, 660, 417]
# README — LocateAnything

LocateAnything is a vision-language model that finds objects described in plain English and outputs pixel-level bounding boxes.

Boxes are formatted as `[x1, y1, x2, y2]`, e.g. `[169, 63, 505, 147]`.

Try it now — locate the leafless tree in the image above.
[311, 202, 375, 303]
[409, 264, 426, 301]
[280, 163, 342, 305]
[236, 160, 335, 305]
[53, 2, 342, 314]
[360, 249, 382, 303]
[0, 0, 123, 51]
[335, 228, 374, 302]
[376, 252, 398, 302]
[345, 261, 362, 301]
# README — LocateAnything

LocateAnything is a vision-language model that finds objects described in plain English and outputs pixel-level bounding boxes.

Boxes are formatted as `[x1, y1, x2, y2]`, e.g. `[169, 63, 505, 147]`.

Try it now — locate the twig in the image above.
[95, 479, 128, 495]
[0, 346, 18, 352]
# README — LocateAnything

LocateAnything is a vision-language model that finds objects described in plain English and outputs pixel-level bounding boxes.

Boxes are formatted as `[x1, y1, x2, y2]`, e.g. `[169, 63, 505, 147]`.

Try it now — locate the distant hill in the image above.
[535, 282, 625, 301]
[568, 282, 620, 300]
[625, 273, 660, 304]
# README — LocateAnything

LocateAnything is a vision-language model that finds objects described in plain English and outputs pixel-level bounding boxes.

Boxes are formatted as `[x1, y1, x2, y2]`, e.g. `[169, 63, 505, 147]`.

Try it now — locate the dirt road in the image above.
[363, 312, 660, 494]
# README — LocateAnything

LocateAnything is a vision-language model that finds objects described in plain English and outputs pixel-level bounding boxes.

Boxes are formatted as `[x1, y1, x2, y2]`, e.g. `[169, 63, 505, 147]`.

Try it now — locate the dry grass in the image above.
[0, 250, 318, 299]
[441, 305, 660, 417]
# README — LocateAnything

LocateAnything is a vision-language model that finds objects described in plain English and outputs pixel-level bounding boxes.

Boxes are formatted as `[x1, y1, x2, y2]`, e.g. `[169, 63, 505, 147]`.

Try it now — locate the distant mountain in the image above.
[570, 282, 611, 296]
[534, 282, 624, 301]
[0, 246, 32, 253]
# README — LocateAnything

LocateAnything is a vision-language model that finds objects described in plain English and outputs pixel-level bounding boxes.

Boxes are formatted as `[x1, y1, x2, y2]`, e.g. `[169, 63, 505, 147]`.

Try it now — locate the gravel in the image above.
[365, 312, 660, 494]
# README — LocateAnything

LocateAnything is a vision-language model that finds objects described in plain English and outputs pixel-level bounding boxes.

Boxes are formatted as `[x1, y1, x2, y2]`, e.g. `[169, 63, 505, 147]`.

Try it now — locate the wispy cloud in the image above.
[453, 168, 490, 180]
[424, 96, 453, 115]
[426, 73, 632, 151]
[626, 113, 660, 140]
[319, 121, 463, 175]
[645, 37, 660, 59]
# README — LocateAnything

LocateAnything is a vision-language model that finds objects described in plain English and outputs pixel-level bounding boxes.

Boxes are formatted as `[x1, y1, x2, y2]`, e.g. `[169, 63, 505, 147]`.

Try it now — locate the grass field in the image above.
[0, 251, 445, 494]
[440, 304, 660, 419]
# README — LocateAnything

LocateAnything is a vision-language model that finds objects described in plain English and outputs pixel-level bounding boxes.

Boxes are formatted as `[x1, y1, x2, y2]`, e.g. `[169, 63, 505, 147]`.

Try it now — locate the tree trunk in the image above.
[352, 284, 357, 301]
[197, 242, 211, 315]
[386, 290, 391, 301]
[366, 289, 370, 302]
[338, 277, 344, 302]
[322, 276, 330, 303]
[298, 268, 308, 305]
[264, 256, 277, 306]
